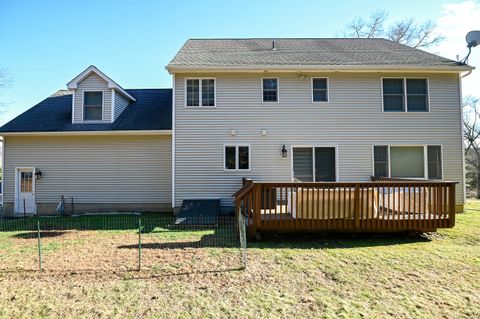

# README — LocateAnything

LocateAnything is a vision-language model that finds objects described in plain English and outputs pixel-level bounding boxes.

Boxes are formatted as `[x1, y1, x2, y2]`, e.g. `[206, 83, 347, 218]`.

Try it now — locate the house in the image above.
[0, 39, 473, 231]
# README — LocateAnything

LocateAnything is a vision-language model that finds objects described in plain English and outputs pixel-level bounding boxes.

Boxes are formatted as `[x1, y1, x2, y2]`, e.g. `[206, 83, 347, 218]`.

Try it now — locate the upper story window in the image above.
[186, 78, 215, 107]
[83, 91, 103, 121]
[312, 78, 328, 102]
[262, 78, 278, 102]
[382, 78, 429, 112]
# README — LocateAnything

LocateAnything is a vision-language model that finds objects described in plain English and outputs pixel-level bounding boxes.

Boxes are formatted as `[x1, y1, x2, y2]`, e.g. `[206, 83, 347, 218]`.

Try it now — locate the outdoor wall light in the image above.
[34, 168, 42, 180]
[281, 145, 288, 158]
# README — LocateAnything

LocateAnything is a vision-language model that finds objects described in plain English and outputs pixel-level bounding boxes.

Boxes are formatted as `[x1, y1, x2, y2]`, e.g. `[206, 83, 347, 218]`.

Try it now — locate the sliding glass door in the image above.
[293, 147, 336, 182]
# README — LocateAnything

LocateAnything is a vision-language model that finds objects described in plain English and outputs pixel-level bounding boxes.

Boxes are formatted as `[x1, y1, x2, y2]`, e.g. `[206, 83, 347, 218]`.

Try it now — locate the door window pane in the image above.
[20, 171, 33, 193]
[315, 147, 336, 181]
[427, 146, 442, 179]
[293, 148, 313, 182]
[390, 146, 424, 178]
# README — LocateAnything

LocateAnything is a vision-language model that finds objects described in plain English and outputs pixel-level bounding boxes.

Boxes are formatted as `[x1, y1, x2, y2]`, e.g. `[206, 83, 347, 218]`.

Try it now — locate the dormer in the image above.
[67, 65, 136, 124]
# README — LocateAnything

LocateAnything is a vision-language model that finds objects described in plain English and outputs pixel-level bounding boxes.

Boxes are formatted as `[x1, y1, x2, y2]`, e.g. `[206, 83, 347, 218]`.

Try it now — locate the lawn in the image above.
[0, 202, 479, 318]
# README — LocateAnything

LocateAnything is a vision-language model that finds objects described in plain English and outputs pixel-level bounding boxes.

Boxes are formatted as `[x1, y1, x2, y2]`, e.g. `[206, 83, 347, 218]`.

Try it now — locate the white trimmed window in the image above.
[382, 78, 429, 112]
[186, 78, 215, 107]
[83, 91, 103, 121]
[312, 78, 328, 102]
[224, 145, 250, 171]
[373, 145, 442, 179]
[262, 78, 278, 102]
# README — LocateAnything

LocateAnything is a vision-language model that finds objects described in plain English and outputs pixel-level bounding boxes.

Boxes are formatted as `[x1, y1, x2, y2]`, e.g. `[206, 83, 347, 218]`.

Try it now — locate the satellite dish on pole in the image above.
[466, 30, 480, 48]
[459, 30, 480, 65]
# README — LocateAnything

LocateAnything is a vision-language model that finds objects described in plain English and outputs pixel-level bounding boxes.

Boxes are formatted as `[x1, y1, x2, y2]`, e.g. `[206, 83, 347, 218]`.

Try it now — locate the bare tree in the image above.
[463, 96, 480, 198]
[0, 67, 13, 107]
[344, 11, 443, 48]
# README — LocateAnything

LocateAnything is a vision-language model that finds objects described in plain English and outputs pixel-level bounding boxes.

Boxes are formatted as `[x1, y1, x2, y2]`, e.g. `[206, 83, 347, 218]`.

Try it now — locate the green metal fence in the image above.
[0, 215, 247, 273]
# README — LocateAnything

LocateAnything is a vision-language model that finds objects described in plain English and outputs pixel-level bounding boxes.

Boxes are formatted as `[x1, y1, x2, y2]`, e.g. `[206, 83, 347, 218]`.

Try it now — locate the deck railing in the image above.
[234, 181, 456, 236]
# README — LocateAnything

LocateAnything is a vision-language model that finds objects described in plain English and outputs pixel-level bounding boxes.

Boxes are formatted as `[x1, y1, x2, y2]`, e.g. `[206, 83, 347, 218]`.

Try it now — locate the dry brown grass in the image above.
[0, 202, 479, 319]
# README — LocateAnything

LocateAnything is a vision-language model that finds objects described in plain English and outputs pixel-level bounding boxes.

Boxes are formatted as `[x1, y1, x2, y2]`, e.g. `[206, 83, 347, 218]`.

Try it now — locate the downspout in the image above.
[0, 136, 4, 210]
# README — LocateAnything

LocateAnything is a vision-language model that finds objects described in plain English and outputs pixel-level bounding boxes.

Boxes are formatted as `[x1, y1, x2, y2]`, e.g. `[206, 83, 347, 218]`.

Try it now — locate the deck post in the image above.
[354, 184, 360, 229]
[448, 183, 456, 228]
[254, 183, 262, 235]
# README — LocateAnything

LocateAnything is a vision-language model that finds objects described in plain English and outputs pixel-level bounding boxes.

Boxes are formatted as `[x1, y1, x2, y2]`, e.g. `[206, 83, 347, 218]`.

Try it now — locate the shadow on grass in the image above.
[118, 233, 238, 249]
[11, 231, 68, 239]
[248, 232, 432, 249]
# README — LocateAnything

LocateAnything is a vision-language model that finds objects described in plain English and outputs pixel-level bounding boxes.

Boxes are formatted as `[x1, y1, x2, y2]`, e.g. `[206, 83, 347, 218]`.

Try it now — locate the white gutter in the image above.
[166, 64, 475, 74]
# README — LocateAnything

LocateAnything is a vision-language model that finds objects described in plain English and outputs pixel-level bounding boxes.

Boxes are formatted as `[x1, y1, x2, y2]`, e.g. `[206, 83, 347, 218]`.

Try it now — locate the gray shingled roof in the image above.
[167, 38, 472, 71]
[0, 89, 172, 133]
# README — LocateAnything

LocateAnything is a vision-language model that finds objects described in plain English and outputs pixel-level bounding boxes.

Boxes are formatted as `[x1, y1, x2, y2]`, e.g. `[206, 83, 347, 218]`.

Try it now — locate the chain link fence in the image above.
[0, 214, 247, 274]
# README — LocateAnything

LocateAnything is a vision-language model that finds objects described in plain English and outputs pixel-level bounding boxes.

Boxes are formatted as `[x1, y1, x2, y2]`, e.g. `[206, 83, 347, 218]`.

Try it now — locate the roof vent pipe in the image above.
[272, 40, 276, 51]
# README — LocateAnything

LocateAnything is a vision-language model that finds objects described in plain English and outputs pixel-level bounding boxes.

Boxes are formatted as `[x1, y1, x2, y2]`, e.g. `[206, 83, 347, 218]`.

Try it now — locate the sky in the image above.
[0, 0, 479, 125]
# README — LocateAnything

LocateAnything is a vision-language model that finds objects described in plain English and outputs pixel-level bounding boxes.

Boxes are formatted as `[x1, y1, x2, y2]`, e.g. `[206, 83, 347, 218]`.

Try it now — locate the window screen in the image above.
[390, 146, 424, 178]
[83, 92, 103, 121]
[373, 146, 389, 177]
[427, 146, 442, 179]
[312, 78, 328, 102]
[263, 78, 278, 102]
[383, 79, 404, 112]
[407, 79, 428, 112]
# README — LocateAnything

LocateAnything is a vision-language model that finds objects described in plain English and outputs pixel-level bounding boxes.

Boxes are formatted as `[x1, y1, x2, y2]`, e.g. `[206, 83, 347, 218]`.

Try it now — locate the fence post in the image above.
[37, 221, 43, 271]
[138, 218, 142, 271]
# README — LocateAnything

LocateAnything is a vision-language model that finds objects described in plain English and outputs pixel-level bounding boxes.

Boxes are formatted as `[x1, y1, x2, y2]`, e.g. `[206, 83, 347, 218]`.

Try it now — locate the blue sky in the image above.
[0, 0, 478, 124]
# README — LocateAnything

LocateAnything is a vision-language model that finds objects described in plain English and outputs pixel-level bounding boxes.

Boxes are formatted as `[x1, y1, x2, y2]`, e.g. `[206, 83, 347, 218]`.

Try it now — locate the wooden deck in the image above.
[234, 180, 456, 237]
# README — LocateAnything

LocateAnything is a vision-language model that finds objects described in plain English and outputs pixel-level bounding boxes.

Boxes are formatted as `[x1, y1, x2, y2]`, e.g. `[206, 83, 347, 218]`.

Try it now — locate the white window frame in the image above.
[311, 77, 329, 103]
[82, 90, 104, 122]
[381, 77, 430, 113]
[290, 145, 338, 182]
[371, 144, 443, 180]
[223, 144, 251, 172]
[261, 77, 279, 103]
[184, 78, 216, 108]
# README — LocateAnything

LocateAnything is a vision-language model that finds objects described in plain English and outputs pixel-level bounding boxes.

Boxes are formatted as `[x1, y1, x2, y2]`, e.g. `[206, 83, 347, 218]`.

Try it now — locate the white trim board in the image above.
[67, 65, 136, 101]
[0, 130, 172, 137]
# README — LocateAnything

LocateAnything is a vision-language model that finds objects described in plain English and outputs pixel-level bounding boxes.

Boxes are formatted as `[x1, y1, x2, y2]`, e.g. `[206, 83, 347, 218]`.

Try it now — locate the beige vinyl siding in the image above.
[114, 90, 130, 121]
[73, 73, 112, 123]
[174, 72, 464, 207]
[3, 135, 171, 205]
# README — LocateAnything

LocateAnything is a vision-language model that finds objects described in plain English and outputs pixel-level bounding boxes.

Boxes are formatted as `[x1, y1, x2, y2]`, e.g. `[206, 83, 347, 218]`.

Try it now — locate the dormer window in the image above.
[84, 91, 103, 121]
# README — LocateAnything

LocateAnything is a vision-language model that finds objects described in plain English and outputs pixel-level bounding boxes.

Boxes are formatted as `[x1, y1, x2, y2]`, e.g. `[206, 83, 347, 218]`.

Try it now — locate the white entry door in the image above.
[15, 168, 36, 215]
